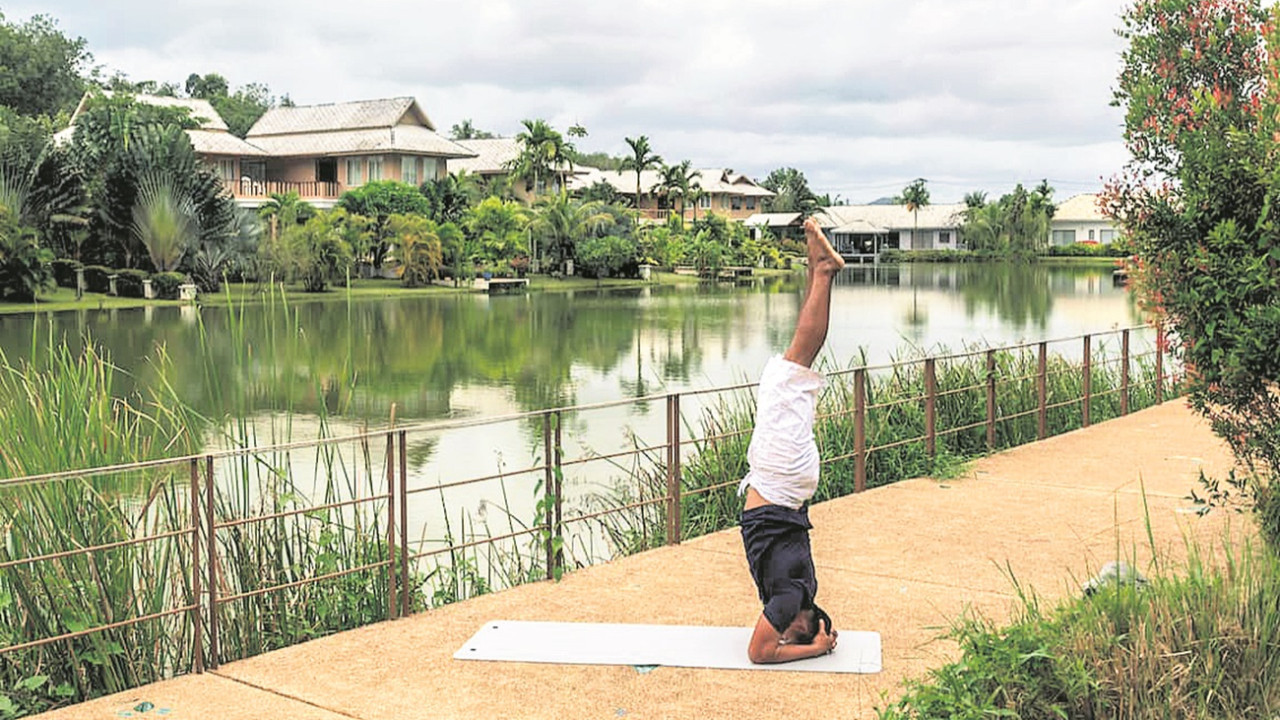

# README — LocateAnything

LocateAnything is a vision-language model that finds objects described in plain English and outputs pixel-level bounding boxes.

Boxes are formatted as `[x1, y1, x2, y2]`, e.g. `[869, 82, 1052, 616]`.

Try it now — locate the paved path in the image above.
[39, 401, 1245, 720]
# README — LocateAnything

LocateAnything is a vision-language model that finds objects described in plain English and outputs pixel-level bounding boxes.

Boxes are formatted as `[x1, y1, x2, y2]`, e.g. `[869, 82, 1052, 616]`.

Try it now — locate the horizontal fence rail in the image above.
[0, 325, 1174, 700]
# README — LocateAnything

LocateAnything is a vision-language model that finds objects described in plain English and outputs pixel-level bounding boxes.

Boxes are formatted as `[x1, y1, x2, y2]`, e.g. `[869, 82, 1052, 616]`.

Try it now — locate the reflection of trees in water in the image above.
[956, 265, 1054, 330]
[0, 283, 774, 425]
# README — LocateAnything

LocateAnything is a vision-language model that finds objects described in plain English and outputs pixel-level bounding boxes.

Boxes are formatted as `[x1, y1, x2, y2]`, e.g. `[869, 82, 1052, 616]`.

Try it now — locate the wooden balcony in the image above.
[225, 179, 344, 200]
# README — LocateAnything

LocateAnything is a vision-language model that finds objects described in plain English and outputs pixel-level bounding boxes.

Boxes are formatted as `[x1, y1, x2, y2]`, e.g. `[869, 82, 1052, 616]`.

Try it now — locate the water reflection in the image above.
[0, 263, 1137, 427]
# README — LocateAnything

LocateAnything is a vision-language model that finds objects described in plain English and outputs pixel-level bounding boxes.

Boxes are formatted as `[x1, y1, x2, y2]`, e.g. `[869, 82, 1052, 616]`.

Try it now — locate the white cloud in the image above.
[11, 0, 1132, 202]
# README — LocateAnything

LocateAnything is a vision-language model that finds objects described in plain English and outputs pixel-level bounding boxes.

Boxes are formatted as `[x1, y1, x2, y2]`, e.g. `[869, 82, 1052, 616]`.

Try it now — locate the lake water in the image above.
[0, 263, 1144, 568]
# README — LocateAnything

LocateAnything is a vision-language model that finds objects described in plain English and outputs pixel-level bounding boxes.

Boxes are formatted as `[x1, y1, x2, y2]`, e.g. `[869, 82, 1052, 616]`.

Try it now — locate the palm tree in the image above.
[963, 190, 988, 209]
[508, 119, 567, 201]
[896, 178, 930, 250]
[688, 185, 707, 222]
[619, 136, 662, 214]
[654, 161, 701, 222]
[529, 194, 615, 272]
[132, 173, 196, 272]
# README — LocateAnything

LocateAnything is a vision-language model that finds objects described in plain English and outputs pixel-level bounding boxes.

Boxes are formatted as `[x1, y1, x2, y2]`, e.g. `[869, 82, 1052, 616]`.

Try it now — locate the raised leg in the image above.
[783, 218, 845, 369]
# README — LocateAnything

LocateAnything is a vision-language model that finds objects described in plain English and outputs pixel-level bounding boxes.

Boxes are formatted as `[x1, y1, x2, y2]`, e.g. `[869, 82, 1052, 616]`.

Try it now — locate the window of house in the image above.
[402, 157, 418, 186]
[1089, 229, 1096, 241]
[346, 157, 364, 186]
[731, 196, 742, 211]
[746, 197, 756, 210]
[699, 194, 711, 209]
[1099, 229, 1117, 242]
[422, 157, 438, 181]
[1051, 229, 1077, 245]
[216, 159, 236, 183]
[317, 158, 337, 184]
[938, 231, 952, 244]
[367, 156, 384, 182]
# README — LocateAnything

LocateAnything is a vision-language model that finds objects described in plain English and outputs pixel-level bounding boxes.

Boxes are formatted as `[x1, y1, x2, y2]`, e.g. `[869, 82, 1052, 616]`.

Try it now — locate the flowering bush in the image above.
[1106, 0, 1280, 545]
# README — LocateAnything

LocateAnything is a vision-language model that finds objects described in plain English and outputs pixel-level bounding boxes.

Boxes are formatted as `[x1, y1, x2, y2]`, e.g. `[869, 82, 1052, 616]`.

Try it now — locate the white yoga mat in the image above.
[454, 620, 882, 673]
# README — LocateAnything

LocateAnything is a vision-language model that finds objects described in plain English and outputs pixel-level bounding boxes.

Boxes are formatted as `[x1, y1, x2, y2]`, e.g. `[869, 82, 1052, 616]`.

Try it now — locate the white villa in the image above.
[1050, 193, 1119, 245]
[814, 204, 968, 259]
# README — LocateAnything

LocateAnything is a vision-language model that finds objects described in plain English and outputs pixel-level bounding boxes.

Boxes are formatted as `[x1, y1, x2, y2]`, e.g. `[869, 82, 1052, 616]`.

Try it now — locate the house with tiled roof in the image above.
[1050, 193, 1119, 245]
[448, 138, 587, 202]
[54, 92, 268, 190]
[569, 167, 773, 222]
[814, 204, 968, 259]
[241, 97, 474, 207]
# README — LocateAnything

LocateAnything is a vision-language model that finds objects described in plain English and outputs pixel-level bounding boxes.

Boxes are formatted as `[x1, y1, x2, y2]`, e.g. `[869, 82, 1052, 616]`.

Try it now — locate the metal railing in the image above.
[0, 325, 1171, 678]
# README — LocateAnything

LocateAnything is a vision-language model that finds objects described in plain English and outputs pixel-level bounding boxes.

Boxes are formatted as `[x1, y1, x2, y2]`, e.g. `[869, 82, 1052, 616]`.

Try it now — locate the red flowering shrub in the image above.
[1107, 0, 1280, 546]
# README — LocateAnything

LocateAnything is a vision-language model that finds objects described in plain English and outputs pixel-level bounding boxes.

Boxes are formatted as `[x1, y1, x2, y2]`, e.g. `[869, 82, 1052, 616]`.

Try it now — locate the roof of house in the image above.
[1053, 193, 1109, 223]
[744, 212, 802, 227]
[245, 97, 475, 159]
[53, 92, 267, 156]
[448, 138, 523, 174]
[815, 203, 967, 232]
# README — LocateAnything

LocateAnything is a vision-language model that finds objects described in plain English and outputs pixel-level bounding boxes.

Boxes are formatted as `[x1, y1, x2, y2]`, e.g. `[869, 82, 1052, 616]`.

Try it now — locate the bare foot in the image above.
[804, 218, 845, 275]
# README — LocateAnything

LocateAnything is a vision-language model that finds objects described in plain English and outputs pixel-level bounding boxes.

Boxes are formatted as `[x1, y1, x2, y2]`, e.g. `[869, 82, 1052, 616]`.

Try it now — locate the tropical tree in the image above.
[896, 178, 930, 249]
[387, 213, 445, 287]
[449, 119, 495, 140]
[687, 185, 707, 222]
[422, 171, 480, 224]
[0, 202, 53, 301]
[508, 119, 570, 201]
[963, 190, 988, 209]
[654, 161, 700, 221]
[761, 167, 820, 218]
[0, 12, 91, 117]
[283, 209, 355, 292]
[528, 194, 615, 271]
[619, 136, 663, 212]
[576, 234, 637, 282]
[131, 173, 196, 272]
[258, 191, 316, 239]
[337, 180, 431, 270]
[464, 196, 528, 265]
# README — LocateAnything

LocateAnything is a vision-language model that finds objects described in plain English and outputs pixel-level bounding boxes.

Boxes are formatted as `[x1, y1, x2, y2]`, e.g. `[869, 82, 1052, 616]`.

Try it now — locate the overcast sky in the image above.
[9, 0, 1131, 203]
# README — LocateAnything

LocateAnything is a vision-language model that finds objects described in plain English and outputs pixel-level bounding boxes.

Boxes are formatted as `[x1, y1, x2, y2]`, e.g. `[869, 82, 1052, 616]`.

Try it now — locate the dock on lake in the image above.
[472, 277, 530, 294]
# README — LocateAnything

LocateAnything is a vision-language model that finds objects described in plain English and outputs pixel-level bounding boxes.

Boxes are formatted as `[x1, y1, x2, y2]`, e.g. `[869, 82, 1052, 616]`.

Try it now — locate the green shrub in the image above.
[113, 269, 149, 298]
[51, 258, 82, 288]
[1045, 242, 1128, 258]
[149, 271, 186, 299]
[82, 265, 112, 294]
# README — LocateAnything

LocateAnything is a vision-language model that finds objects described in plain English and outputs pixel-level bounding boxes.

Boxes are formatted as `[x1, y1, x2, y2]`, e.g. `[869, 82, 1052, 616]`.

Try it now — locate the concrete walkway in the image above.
[39, 401, 1244, 720]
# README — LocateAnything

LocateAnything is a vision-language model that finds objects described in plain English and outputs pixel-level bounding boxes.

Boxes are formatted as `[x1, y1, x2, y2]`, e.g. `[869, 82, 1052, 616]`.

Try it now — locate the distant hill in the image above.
[868, 196, 898, 205]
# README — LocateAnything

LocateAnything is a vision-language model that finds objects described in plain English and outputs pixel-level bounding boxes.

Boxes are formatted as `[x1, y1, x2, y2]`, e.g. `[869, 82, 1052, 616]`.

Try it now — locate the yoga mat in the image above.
[454, 620, 881, 673]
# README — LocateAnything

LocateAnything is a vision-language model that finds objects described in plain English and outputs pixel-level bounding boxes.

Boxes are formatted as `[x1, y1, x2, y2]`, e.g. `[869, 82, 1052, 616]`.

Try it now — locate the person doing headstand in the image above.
[740, 217, 844, 664]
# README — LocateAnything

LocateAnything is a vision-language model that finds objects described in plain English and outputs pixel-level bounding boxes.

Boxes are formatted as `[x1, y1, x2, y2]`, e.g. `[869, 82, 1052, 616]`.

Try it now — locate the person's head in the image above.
[780, 604, 833, 645]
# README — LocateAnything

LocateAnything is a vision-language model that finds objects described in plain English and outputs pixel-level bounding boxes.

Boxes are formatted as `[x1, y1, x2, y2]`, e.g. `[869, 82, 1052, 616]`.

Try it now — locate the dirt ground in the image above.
[38, 400, 1245, 720]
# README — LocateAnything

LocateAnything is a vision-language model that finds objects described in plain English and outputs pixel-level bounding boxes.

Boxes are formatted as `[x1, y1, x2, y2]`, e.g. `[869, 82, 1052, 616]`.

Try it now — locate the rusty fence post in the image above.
[1121, 329, 1131, 415]
[666, 394, 682, 546]
[554, 411, 564, 572]
[385, 433, 397, 621]
[1037, 342, 1048, 440]
[398, 430, 409, 618]
[1155, 325, 1165, 403]
[924, 358, 937, 459]
[189, 459, 202, 674]
[854, 369, 867, 493]
[985, 350, 996, 450]
[1082, 334, 1092, 428]
[204, 455, 218, 669]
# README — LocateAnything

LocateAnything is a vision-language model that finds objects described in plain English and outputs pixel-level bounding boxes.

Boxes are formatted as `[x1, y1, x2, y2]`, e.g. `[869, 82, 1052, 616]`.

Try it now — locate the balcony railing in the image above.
[225, 179, 344, 200]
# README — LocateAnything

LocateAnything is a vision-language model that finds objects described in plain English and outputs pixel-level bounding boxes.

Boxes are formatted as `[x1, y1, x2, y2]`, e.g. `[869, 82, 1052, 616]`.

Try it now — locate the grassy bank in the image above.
[0, 269, 783, 316]
[877, 532, 1280, 719]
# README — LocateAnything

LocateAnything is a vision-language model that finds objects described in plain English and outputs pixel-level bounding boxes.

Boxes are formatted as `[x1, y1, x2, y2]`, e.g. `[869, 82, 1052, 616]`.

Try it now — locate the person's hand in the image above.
[813, 619, 837, 655]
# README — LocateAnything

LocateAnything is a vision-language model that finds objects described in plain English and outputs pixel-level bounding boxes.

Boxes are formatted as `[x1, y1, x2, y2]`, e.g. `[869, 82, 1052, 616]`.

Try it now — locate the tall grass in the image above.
[0, 337, 201, 715]
[878, 531, 1280, 719]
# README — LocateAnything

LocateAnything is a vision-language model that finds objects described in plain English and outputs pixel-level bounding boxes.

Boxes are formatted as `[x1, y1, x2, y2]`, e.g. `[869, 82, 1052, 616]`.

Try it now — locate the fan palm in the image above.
[131, 173, 196, 272]
[529, 194, 615, 271]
